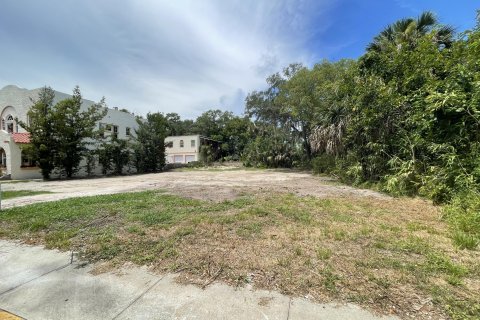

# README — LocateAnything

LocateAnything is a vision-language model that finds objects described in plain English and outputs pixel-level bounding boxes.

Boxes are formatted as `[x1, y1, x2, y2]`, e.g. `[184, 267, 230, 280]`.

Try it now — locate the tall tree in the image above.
[165, 113, 194, 136]
[245, 64, 305, 164]
[192, 109, 232, 139]
[222, 116, 253, 159]
[52, 86, 106, 178]
[309, 60, 356, 157]
[97, 137, 130, 175]
[18, 87, 56, 179]
[134, 112, 168, 172]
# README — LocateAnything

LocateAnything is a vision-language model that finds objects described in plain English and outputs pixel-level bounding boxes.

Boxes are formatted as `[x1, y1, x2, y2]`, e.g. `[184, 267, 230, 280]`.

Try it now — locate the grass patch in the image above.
[0, 179, 41, 184]
[316, 247, 332, 260]
[1, 190, 52, 200]
[236, 222, 263, 238]
[0, 190, 478, 319]
[425, 253, 468, 278]
[451, 231, 479, 250]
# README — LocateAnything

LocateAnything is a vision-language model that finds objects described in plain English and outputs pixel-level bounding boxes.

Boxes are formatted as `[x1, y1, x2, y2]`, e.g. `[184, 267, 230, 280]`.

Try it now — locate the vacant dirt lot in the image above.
[2, 168, 478, 319]
[1, 168, 386, 208]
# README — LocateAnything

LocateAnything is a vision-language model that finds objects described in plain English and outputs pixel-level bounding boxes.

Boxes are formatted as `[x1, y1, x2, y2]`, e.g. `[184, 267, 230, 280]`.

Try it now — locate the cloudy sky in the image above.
[0, 1, 477, 118]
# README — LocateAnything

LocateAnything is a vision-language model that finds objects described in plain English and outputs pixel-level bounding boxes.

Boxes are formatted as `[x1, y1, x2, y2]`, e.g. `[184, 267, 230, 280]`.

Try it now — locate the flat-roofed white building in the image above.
[165, 135, 220, 164]
[165, 135, 200, 164]
[0, 85, 139, 180]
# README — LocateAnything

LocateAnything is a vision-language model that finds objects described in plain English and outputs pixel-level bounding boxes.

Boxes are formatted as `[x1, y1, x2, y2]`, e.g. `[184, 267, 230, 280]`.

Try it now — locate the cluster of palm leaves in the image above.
[310, 105, 347, 156]
[367, 11, 454, 52]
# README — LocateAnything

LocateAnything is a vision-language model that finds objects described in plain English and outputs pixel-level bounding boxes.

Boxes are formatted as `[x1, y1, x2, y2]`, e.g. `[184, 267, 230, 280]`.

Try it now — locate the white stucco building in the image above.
[165, 135, 220, 164]
[0, 85, 139, 180]
[165, 135, 201, 164]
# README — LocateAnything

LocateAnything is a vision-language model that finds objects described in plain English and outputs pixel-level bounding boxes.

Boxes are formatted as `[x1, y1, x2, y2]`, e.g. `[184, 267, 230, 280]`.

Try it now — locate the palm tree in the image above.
[310, 104, 348, 156]
[367, 11, 454, 52]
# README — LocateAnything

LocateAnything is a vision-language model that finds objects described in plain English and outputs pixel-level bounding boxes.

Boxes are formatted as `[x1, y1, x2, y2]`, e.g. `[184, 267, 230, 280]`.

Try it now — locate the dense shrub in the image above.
[311, 154, 336, 174]
[443, 191, 480, 250]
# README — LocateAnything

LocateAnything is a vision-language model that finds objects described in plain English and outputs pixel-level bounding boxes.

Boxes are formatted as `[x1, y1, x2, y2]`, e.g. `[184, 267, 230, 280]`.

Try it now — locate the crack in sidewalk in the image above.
[0, 263, 70, 297]
[111, 276, 164, 320]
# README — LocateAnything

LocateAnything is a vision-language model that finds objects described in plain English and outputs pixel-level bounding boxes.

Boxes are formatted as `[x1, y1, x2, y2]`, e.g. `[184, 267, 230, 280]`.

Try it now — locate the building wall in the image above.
[99, 108, 138, 140]
[165, 135, 201, 163]
[0, 85, 139, 180]
[0, 131, 14, 177]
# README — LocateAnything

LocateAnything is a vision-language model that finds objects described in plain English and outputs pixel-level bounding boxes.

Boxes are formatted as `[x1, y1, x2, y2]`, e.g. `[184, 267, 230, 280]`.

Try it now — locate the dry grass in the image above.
[0, 190, 479, 319]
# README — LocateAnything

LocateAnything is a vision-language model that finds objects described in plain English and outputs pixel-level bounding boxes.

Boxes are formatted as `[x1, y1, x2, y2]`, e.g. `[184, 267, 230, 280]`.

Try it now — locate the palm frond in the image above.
[393, 18, 415, 33]
[416, 11, 437, 33]
[434, 25, 456, 47]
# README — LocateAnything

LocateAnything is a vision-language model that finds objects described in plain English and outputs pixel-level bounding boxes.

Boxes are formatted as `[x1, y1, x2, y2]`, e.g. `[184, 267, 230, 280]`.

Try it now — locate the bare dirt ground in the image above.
[1, 168, 386, 209]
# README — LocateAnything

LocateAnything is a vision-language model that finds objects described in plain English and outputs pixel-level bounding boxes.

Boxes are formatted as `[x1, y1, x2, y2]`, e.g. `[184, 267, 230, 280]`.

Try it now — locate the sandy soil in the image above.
[1, 168, 387, 208]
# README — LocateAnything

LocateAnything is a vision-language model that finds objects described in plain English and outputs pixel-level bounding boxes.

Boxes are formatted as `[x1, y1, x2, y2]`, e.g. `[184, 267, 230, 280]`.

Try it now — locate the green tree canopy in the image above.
[18, 87, 56, 179]
[19, 86, 106, 179]
[134, 112, 168, 172]
[52, 86, 106, 178]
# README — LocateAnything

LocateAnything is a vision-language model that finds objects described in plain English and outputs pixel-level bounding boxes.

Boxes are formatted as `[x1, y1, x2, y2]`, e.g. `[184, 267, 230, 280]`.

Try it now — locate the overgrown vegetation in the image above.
[240, 11, 480, 250]
[154, 11, 480, 250]
[244, 12, 476, 197]
[0, 190, 478, 319]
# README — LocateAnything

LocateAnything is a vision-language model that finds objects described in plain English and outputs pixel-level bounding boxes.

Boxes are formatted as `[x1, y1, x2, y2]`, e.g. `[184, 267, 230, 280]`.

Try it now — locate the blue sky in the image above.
[0, 1, 477, 118]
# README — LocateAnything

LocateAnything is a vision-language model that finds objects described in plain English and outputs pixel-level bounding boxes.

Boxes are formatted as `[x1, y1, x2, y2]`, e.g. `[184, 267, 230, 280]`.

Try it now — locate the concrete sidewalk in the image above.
[0, 240, 398, 320]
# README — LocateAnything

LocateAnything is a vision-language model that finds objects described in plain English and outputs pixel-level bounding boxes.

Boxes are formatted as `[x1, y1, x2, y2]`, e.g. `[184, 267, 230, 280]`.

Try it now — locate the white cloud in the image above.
[0, 0, 336, 118]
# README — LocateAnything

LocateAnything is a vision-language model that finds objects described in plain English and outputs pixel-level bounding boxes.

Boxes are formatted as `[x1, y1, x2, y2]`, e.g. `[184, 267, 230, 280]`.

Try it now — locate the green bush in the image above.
[334, 154, 364, 185]
[312, 154, 336, 174]
[443, 190, 480, 250]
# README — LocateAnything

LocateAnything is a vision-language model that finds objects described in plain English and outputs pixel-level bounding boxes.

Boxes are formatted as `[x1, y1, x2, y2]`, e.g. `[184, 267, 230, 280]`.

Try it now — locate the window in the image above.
[166, 141, 173, 148]
[5, 114, 14, 133]
[113, 125, 118, 138]
[21, 152, 36, 167]
[126, 127, 131, 136]
[99, 123, 105, 138]
[180, 140, 184, 148]
[191, 139, 196, 148]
